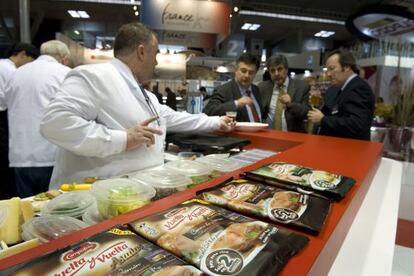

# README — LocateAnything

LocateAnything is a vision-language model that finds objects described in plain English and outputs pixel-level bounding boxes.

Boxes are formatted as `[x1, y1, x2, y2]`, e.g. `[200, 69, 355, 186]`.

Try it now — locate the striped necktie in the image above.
[246, 89, 260, 122]
[273, 86, 286, 130]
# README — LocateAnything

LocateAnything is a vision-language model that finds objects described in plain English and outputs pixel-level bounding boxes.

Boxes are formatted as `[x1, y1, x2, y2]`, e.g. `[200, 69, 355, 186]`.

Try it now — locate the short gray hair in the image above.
[114, 22, 155, 57]
[266, 54, 289, 70]
[40, 40, 69, 59]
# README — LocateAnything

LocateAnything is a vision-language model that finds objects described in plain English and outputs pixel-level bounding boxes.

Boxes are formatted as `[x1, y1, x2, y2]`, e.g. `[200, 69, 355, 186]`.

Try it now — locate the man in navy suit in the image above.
[307, 49, 375, 140]
[203, 53, 263, 122]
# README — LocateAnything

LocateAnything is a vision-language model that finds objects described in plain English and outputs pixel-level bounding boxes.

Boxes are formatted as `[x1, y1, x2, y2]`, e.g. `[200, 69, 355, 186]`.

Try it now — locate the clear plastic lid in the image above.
[0, 204, 9, 224]
[90, 178, 156, 203]
[164, 160, 213, 176]
[196, 154, 243, 172]
[41, 191, 95, 218]
[22, 215, 88, 243]
[82, 204, 103, 226]
[132, 167, 193, 189]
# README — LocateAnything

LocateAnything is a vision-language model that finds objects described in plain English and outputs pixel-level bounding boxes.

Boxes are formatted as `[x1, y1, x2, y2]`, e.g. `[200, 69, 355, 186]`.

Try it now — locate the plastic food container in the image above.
[90, 178, 156, 219]
[164, 160, 215, 187]
[132, 167, 193, 199]
[177, 151, 204, 160]
[82, 204, 103, 226]
[41, 191, 95, 218]
[21, 215, 87, 243]
[196, 154, 243, 173]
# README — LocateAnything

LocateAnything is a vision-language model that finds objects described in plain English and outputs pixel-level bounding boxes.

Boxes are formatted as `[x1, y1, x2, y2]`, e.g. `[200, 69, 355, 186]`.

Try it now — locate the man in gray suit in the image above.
[258, 54, 310, 132]
[203, 53, 263, 122]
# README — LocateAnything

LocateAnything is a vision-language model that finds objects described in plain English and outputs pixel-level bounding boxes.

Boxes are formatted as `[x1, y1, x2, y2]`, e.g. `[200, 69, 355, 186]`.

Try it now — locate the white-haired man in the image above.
[3, 40, 70, 197]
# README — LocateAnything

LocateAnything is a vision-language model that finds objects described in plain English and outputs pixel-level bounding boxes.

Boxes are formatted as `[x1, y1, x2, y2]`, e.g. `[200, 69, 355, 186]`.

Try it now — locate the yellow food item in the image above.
[20, 201, 34, 222]
[0, 197, 22, 245]
[45, 190, 61, 199]
[84, 177, 98, 184]
[0, 239, 40, 259]
[60, 183, 92, 191]
[33, 192, 49, 201]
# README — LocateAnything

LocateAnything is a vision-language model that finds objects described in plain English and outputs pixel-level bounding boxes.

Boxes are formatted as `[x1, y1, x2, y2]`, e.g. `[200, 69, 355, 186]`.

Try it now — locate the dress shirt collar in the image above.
[274, 77, 289, 90]
[236, 81, 252, 95]
[4, 58, 16, 69]
[341, 73, 357, 91]
[37, 55, 58, 63]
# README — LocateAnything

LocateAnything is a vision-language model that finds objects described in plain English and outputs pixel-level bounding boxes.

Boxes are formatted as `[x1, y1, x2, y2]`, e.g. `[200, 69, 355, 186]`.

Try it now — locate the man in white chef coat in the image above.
[3, 40, 70, 197]
[0, 43, 39, 199]
[40, 23, 235, 188]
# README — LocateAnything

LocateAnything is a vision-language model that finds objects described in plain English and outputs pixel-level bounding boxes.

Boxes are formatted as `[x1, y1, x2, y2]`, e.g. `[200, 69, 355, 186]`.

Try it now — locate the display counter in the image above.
[0, 129, 385, 275]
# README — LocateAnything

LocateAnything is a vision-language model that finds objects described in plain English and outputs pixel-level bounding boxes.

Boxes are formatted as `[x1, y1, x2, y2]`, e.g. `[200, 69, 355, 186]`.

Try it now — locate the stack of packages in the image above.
[4, 161, 355, 275]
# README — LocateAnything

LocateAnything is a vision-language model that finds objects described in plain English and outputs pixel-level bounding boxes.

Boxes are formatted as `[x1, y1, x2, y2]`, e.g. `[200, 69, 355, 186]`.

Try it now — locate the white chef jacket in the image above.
[4, 55, 70, 167]
[41, 58, 222, 188]
[0, 58, 17, 110]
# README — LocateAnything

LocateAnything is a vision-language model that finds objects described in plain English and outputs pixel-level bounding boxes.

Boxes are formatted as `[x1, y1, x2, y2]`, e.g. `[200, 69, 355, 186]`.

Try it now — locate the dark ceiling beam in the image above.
[300, 0, 318, 12]
[241, 0, 348, 20]
[0, 12, 15, 42]
[31, 10, 45, 41]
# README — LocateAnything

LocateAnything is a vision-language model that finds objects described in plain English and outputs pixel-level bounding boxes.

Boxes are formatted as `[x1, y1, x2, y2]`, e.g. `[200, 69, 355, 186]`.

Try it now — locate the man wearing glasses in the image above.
[307, 48, 375, 140]
[40, 23, 234, 188]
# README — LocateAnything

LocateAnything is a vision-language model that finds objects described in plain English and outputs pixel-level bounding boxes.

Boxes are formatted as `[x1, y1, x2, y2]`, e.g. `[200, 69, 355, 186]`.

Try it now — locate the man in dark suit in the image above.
[307, 49, 375, 140]
[203, 53, 263, 122]
[258, 54, 310, 132]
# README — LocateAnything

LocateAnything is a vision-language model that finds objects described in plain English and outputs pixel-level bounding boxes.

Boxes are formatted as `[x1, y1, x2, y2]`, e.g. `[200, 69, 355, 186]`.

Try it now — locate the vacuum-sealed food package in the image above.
[198, 179, 330, 234]
[244, 162, 355, 201]
[5, 227, 203, 276]
[129, 199, 308, 276]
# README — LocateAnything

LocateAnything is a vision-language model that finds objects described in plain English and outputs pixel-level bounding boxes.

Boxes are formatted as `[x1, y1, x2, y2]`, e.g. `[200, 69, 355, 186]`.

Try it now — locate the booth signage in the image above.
[141, 0, 230, 35]
[157, 30, 217, 48]
[346, 5, 414, 42]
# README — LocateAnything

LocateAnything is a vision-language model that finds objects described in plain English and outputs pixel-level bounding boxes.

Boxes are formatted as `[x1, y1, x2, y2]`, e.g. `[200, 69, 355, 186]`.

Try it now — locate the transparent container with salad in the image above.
[132, 167, 193, 199]
[90, 178, 155, 219]
[164, 160, 218, 187]
[41, 191, 95, 218]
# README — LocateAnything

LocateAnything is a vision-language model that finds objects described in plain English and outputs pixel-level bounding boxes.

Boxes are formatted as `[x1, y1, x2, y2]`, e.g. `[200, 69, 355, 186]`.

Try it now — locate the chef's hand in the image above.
[236, 96, 253, 107]
[307, 107, 324, 124]
[217, 116, 236, 132]
[126, 116, 163, 151]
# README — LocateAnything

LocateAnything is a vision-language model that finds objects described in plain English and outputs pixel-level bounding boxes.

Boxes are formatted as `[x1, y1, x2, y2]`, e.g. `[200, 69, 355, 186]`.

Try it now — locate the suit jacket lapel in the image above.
[232, 80, 249, 121]
[287, 78, 296, 99]
[337, 76, 357, 105]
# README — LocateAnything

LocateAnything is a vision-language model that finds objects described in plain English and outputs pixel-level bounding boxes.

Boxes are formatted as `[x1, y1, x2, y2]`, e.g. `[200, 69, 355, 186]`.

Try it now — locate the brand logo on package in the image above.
[271, 208, 299, 222]
[164, 206, 211, 230]
[205, 249, 244, 275]
[63, 242, 98, 261]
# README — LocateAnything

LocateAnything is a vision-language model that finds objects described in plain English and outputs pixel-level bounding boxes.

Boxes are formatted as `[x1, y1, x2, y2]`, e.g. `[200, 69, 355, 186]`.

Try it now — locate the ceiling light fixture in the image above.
[78, 11, 90, 18]
[314, 30, 335, 37]
[234, 6, 239, 12]
[74, 30, 80, 35]
[240, 10, 345, 25]
[67, 10, 90, 18]
[134, 11, 139, 16]
[133, 5, 137, 10]
[241, 23, 261, 31]
[68, 10, 80, 18]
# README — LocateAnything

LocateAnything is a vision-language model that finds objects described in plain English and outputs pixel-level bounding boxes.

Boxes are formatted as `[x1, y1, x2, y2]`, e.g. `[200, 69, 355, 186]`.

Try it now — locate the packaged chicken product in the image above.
[244, 162, 355, 201]
[5, 227, 203, 276]
[129, 199, 308, 276]
[198, 179, 330, 234]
